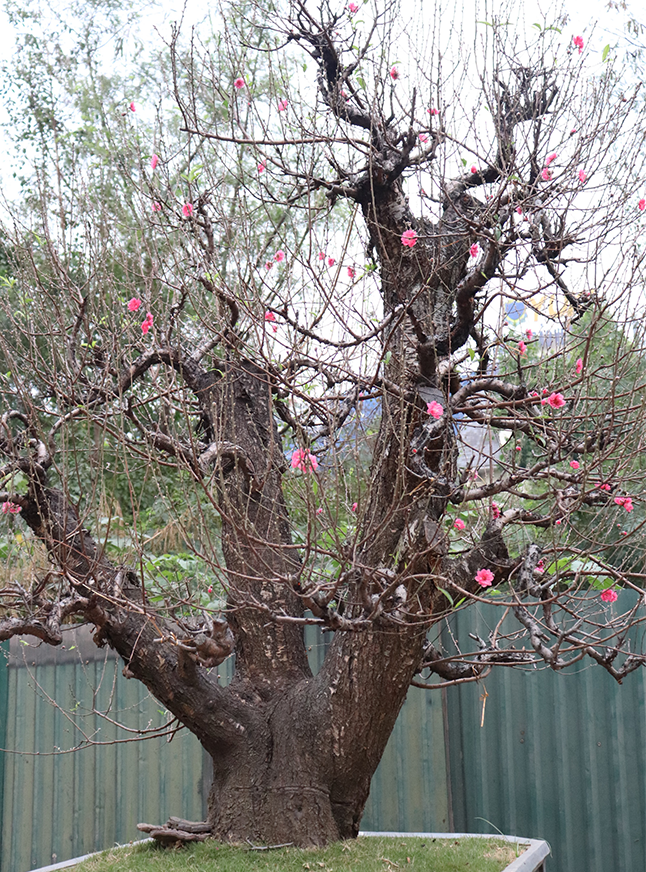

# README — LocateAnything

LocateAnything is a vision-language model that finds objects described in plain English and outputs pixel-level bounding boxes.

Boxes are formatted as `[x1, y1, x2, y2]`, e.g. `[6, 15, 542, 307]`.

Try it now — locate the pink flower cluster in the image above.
[640, 199, 646, 212]
[234, 77, 245, 90]
[277, 99, 288, 112]
[614, 496, 634, 512]
[453, 518, 466, 531]
[518, 340, 527, 355]
[182, 203, 194, 218]
[390, 67, 399, 81]
[1, 501, 21, 514]
[569, 460, 580, 469]
[427, 401, 444, 419]
[573, 35, 584, 54]
[150, 154, 159, 170]
[541, 392, 565, 409]
[265, 311, 277, 333]
[291, 448, 318, 472]
[141, 312, 154, 335]
[601, 588, 618, 603]
[401, 229, 417, 247]
[348, 2, 359, 11]
[469, 242, 479, 258]
[491, 502, 501, 519]
[475, 568, 494, 588]
[127, 298, 142, 312]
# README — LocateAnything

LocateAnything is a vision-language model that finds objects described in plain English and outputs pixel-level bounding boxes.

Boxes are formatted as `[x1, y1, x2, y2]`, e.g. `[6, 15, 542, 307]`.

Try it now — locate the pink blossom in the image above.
[470, 165, 477, 174]
[347, 267, 355, 278]
[573, 358, 583, 375]
[545, 153, 558, 166]
[265, 261, 273, 270]
[427, 401, 444, 419]
[327, 257, 335, 267]
[401, 229, 418, 247]
[277, 99, 288, 112]
[150, 154, 159, 170]
[351, 502, 358, 512]
[291, 448, 318, 472]
[127, 298, 142, 312]
[182, 203, 194, 218]
[491, 502, 501, 519]
[518, 340, 527, 355]
[598, 483, 612, 492]
[516, 206, 523, 215]
[208, 586, 213, 594]
[536, 560, 545, 574]
[316, 507, 323, 514]
[1, 501, 21, 514]
[419, 134, 429, 144]
[390, 67, 399, 81]
[571, 128, 577, 135]
[547, 392, 565, 409]
[578, 169, 587, 183]
[469, 242, 479, 258]
[152, 201, 161, 212]
[274, 250, 285, 262]
[475, 568, 494, 588]
[640, 199, 646, 212]
[348, 2, 359, 12]
[318, 251, 326, 261]
[516, 445, 522, 451]
[569, 460, 580, 469]
[453, 518, 466, 531]
[258, 162, 266, 173]
[129, 101, 136, 112]
[526, 329, 533, 340]
[530, 391, 539, 398]
[541, 167, 552, 182]
[555, 519, 563, 525]
[614, 496, 634, 512]
[573, 35, 584, 54]
[428, 108, 439, 116]
[601, 589, 618, 603]
[234, 77, 245, 90]
[141, 312, 154, 335]
[265, 311, 277, 333]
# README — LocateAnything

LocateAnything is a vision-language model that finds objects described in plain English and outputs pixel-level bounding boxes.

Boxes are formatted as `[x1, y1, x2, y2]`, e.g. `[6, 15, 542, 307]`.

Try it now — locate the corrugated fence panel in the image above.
[361, 684, 450, 833]
[1, 629, 205, 872]
[445, 600, 646, 872]
[0, 641, 9, 866]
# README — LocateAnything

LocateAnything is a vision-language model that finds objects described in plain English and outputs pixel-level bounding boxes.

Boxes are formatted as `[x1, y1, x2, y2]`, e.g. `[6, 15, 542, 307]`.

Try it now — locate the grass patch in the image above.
[76, 835, 526, 872]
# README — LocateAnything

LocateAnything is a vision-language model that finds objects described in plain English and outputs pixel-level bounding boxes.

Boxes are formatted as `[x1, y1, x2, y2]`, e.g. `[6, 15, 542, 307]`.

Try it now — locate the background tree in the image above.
[2, 0, 646, 847]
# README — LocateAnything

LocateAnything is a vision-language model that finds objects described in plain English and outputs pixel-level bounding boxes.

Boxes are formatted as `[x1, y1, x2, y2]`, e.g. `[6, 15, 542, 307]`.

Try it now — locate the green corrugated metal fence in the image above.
[0, 629, 206, 872]
[444, 600, 646, 872]
[2, 611, 645, 872]
[0, 640, 9, 867]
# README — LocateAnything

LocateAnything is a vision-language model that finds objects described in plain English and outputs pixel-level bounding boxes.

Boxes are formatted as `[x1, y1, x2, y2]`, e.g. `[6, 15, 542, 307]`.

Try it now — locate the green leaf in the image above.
[383, 350, 392, 366]
[602, 44, 610, 62]
[468, 348, 476, 360]
[532, 22, 542, 30]
[436, 587, 454, 606]
[461, 158, 467, 167]
[356, 76, 366, 91]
